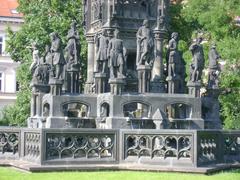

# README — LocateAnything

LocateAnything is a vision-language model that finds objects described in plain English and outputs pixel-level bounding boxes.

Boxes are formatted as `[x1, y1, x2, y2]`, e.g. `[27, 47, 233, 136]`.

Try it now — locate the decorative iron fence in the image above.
[0, 128, 239, 167]
[0, 128, 20, 159]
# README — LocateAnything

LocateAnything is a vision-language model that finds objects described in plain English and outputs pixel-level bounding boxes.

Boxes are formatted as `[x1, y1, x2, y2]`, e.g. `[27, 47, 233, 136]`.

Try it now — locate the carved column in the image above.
[137, 65, 151, 93]
[151, 29, 167, 93]
[66, 70, 80, 94]
[85, 36, 95, 94]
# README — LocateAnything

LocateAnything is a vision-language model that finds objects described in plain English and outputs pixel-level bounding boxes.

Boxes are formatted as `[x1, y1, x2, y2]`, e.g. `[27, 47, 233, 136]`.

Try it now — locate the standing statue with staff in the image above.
[189, 37, 205, 82]
[136, 20, 154, 66]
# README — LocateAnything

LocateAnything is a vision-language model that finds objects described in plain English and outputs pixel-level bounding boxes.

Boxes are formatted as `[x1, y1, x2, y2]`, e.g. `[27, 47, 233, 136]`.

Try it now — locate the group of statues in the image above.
[167, 32, 221, 89]
[30, 18, 221, 93]
[30, 21, 81, 86]
[95, 29, 126, 79]
[95, 19, 156, 80]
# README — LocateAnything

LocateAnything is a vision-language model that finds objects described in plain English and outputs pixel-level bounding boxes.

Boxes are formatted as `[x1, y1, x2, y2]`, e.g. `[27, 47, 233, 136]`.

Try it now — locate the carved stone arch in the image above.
[164, 102, 192, 119]
[61, 101, 91, 118]
[122, 100, 151, 118]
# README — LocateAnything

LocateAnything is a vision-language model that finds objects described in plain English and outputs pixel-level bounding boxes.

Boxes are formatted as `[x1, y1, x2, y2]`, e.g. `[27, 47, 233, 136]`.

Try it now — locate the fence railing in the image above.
[0, 128, 240, 167]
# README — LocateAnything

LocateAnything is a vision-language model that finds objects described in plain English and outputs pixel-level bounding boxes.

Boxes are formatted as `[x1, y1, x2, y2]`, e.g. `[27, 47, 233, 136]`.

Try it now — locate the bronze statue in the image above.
[189, 37, 205, 82]
[208, 43, 220, 70]
[136, 20, 154, 66]
[65, 21, 81, 70]
[108, 29, 125, 79]
[50, 32, 66, 79]
[95, 29, 109, 73]
[167, 32, 179, 77]
[208, 43, 221, 88]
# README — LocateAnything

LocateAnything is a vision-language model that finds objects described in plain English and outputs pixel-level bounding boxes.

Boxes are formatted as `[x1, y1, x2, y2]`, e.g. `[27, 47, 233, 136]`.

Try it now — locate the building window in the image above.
[0, 37, 3, 55]
[0, 72, 3, 92]
[16, 81, 20, 92]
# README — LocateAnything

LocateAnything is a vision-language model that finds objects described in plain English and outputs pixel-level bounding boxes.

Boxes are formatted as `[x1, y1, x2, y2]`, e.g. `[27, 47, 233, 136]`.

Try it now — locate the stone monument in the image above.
[2, 0, 239, 173]
[27, 0, 219, 131]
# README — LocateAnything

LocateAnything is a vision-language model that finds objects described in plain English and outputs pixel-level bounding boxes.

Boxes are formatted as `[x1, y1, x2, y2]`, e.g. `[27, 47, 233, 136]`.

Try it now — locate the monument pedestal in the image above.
[166, 76, 181, 94]
[137, 65, 151, 93]
[49, 78, 63, 96]
[66, 68, 80, 94]
[187, 81, 201, 97]
[203, 88, 222, 129]
[30, 82, 50, 94]
[109, 78, 125, 95]
[150, 77, 166, 93]
[94, 73, 107, 94]
[84, 81, 95, 94]
[167, 76, 175, 94]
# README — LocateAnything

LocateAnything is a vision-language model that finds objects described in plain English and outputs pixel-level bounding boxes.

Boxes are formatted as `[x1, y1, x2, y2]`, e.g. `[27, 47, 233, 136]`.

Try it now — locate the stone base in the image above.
[109, 78, 126, 95]
[30, 83, 50, 93]
[49, 78, 63, 96]
[45, 117, 66, 128]
[94, 73, 107, 94]
[205, 119, 222, 129]
[45, 117, 96, 128]
[137, 65, 151, 93]
[187, 81, 202, 97]
[1, 160, 240, 174]
[66, 70, 80, 94]
[84, 81, 95, 94]
[28, 117, 46, 128]
[96, 117, 129, 129]
[1, 128, 240, 174]
[169, 118, 204, 129]
[65, 118, 96, 128]
[150, 78, 166, 93]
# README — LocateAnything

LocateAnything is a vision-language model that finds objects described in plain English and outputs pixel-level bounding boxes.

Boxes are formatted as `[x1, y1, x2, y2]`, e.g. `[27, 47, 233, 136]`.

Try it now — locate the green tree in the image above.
[0, 0, 86, 126]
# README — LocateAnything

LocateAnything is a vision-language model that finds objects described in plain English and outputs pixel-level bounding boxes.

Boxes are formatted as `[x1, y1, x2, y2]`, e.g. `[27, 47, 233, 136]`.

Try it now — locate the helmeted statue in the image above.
[167, 32, 180, 77]
[136, 20, 154, 66]
[95, 29, 109, 73]
[65, 21, 81, 70]
[189, 37, 205, 82]
[208, 43, 221, 88]
[50, 32, 66, 79]
[108, 29, 125, 79]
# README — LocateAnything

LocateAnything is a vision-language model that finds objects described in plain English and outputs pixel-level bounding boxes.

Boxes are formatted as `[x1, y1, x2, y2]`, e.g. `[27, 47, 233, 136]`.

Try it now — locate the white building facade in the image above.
[0, 5, 23, 118]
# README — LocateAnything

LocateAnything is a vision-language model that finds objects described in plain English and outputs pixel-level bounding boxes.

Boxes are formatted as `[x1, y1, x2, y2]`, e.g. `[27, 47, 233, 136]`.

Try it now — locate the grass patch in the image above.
[0, 167, 240, 180]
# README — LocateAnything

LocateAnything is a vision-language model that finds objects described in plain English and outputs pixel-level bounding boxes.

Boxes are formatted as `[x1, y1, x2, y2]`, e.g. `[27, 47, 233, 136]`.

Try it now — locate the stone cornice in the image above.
[0, 16, 24, 24]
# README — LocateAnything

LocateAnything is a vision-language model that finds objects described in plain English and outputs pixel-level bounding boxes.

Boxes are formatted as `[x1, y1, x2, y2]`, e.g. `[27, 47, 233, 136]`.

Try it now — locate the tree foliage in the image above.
[0, 0, 86, 126]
